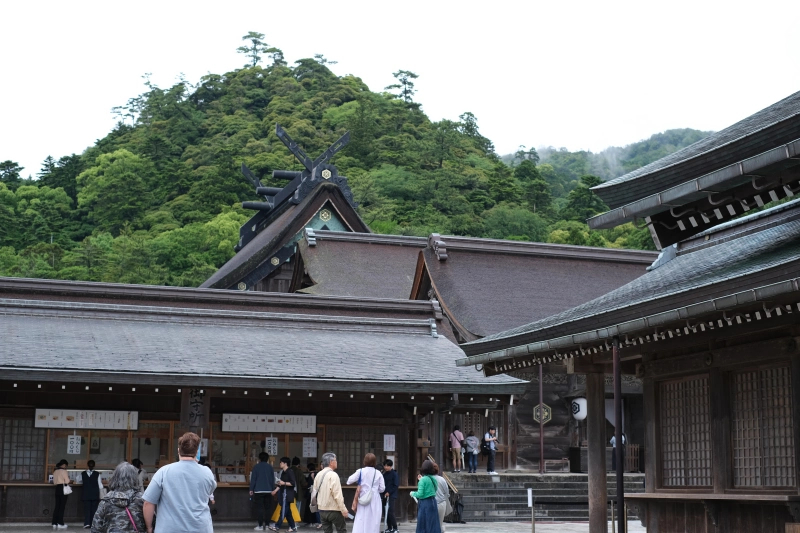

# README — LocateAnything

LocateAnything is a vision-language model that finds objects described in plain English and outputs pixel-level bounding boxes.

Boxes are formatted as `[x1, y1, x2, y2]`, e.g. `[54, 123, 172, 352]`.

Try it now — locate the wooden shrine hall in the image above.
[0, 276, 525, 522]
[0, 125, 656, 523]
[200, 125, 658, 471]
[457, 90, 800, 532]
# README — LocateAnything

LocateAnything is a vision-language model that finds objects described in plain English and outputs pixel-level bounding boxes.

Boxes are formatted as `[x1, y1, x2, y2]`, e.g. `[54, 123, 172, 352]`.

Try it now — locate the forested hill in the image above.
[0, 35, 708, 287]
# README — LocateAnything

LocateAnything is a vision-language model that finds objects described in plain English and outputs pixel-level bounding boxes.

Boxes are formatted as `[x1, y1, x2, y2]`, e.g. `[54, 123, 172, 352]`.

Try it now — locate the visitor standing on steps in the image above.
[484, 426, 499, 475]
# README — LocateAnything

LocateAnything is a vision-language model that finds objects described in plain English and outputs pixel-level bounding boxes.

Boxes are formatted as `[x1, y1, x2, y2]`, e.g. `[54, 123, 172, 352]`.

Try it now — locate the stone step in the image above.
[448, 472, 643, 523]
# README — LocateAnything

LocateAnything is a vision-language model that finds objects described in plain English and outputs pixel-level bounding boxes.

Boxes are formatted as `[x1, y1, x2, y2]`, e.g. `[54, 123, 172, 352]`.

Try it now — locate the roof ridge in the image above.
[438, 235, 657, 263]
[0, 276, 437, 311]
[0, 297, 439, 335]
[307, 229, 427, 246]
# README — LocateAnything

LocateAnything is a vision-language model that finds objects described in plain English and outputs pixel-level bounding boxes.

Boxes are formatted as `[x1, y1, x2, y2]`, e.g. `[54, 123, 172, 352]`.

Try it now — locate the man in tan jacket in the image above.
[313, 452, 348, 533]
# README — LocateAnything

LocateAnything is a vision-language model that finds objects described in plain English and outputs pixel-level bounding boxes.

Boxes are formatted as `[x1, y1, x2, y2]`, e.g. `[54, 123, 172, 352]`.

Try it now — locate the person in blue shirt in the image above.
[250, 452, 276, 531]
[484, 426, 499, 475]
[143, 432, 217, 533]
[381, 459, 399, 533]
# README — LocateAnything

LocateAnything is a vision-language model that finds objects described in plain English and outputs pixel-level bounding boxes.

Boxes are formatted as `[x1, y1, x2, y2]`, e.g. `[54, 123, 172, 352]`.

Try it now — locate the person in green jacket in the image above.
[411, 460, 441, 533]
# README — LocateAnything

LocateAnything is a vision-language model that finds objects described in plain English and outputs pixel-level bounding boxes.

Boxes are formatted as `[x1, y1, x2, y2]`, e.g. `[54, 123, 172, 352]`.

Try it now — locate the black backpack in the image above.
[480, 436, 490, 456]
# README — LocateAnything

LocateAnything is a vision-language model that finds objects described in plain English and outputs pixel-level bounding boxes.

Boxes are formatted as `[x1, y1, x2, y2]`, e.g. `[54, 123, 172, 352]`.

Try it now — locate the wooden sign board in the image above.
[35, 409, 139, 430]
[221, 413, 316, 433]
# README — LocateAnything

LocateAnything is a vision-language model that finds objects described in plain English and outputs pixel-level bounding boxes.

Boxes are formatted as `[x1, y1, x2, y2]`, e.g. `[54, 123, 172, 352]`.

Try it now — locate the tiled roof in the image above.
[298, 231, 426, 299]
[421, 237, 656, 339]
[461, 206, 800, 357]
[593, 91, 800, 209]
[0, 298, 524, 393]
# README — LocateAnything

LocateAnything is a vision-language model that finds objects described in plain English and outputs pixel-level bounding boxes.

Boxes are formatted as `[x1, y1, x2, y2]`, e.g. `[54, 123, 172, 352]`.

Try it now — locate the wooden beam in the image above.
[643, 336, 799, 378]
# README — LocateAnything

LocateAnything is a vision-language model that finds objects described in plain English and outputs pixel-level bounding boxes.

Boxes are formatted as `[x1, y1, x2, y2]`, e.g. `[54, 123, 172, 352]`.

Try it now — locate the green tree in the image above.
[524, 179, 552, 213]
[385, 70, 419, 106]
[76, 149, 155, 233]
[487, 162, 521, 204]
[514, 145, 540, 165]
[0, 161, 23, 191]
[561, 175, 608, 221]
[237, 31, 272, 67]
[514, 160, 540, 182]
[483, 205, 548, 241]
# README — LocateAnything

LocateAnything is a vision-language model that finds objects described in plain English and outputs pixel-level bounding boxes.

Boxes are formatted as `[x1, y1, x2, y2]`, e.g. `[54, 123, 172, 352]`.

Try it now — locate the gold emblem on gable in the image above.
[320, 209, 332, 222]
[321, 169, 332, 179]
[270, 257, 280, 266]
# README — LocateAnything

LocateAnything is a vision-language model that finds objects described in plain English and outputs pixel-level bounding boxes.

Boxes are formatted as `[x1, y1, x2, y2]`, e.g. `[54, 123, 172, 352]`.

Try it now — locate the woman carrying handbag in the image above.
[52, 459, 71, 529]
[346, 453, 385, 533]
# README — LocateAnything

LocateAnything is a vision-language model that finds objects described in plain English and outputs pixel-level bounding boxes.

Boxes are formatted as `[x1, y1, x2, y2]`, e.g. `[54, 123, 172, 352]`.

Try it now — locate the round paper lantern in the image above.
[572, 398, 588, 420]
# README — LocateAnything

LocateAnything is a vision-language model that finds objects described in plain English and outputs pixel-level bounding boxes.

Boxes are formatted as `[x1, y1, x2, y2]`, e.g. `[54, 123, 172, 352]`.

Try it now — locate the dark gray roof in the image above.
[593, 91, 800, 209]
[298, 231, 426, 299]
[0, 297, 524, 393]
[460, 203, 800, 359]
[419, 236, 656, 339]
[587, 138, 800, 231]
[201, 183, 370, 290]
[0, 276, 444, 321]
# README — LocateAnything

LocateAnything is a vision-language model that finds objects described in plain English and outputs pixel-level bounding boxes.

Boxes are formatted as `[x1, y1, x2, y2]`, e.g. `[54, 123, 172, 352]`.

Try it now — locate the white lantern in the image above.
[572, 398, 588, 420]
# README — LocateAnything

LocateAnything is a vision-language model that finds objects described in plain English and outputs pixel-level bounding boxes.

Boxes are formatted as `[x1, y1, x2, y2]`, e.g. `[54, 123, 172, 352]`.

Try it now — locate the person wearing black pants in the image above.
[249, 452, 276, 531]
[381, 459, 399, 533]
[484, 426, 499, 474]
[81, 460, 101, 528]
[52, 459, 71, 529]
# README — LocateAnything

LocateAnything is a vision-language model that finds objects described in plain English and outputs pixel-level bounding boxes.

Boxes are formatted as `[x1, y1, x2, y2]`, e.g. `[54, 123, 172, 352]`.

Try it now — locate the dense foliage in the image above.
[0, 35, 709, 286]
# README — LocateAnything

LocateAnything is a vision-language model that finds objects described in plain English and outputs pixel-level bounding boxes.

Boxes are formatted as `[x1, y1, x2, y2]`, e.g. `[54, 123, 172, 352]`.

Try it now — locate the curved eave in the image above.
[588, 138, 800, 230]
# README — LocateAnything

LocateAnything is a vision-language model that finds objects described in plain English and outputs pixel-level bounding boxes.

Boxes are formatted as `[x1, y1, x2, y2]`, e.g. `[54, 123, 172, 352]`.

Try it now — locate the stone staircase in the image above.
[449, 472, 645, 522]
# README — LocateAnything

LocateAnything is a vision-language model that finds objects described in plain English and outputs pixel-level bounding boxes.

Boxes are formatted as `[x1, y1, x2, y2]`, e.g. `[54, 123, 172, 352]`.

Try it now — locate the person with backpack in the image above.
[464, 431, 480, 474]
[346, 453, 385, 533]
[448, 425, 465, 473]
[483, 426, 499, 475]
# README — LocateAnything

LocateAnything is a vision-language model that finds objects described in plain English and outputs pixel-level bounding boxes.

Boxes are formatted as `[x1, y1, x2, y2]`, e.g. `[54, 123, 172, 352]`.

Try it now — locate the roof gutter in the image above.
[588, 138, 800, 230]
[455, 277, 800, 368]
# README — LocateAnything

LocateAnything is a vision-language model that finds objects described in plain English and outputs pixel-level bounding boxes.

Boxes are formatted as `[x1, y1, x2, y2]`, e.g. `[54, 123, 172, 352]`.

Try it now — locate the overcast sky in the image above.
[3, 0, 798, 178]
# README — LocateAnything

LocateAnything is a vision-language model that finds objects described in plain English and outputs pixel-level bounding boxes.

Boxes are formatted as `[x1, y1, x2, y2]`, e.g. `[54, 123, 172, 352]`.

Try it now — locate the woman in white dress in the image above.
[347, 453, 385, 533]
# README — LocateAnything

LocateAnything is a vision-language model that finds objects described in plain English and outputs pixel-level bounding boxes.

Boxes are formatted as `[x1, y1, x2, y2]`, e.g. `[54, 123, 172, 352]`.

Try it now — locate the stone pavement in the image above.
[1, 521, 646, 532]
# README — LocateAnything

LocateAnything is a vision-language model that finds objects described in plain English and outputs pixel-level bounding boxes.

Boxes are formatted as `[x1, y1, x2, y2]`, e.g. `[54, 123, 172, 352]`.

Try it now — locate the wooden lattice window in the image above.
[325, 426, 397, 481]
[659, 375, 712, 486]
[732, 366, 795, 487]
[0, 418, 47, 482]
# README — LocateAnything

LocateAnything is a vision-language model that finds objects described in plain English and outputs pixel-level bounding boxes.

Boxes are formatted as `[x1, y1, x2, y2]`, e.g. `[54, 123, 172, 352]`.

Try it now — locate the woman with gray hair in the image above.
[91, 462, 145, 533]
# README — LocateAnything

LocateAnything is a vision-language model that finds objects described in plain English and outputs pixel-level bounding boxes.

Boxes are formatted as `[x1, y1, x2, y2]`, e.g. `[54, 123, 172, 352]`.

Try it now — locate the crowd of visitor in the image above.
[50, 425, 498, 533]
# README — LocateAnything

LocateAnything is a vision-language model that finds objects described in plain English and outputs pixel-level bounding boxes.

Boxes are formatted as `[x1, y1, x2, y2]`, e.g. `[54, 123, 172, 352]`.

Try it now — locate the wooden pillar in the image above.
[587, 372, 608, 533]
[709, 368, 730, 493]
[613, 337, 625, 533]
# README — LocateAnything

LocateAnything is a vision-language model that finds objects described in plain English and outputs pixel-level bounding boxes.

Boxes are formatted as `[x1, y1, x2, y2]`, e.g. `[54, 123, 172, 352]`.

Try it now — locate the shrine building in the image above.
[456, 90, 800, 532]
